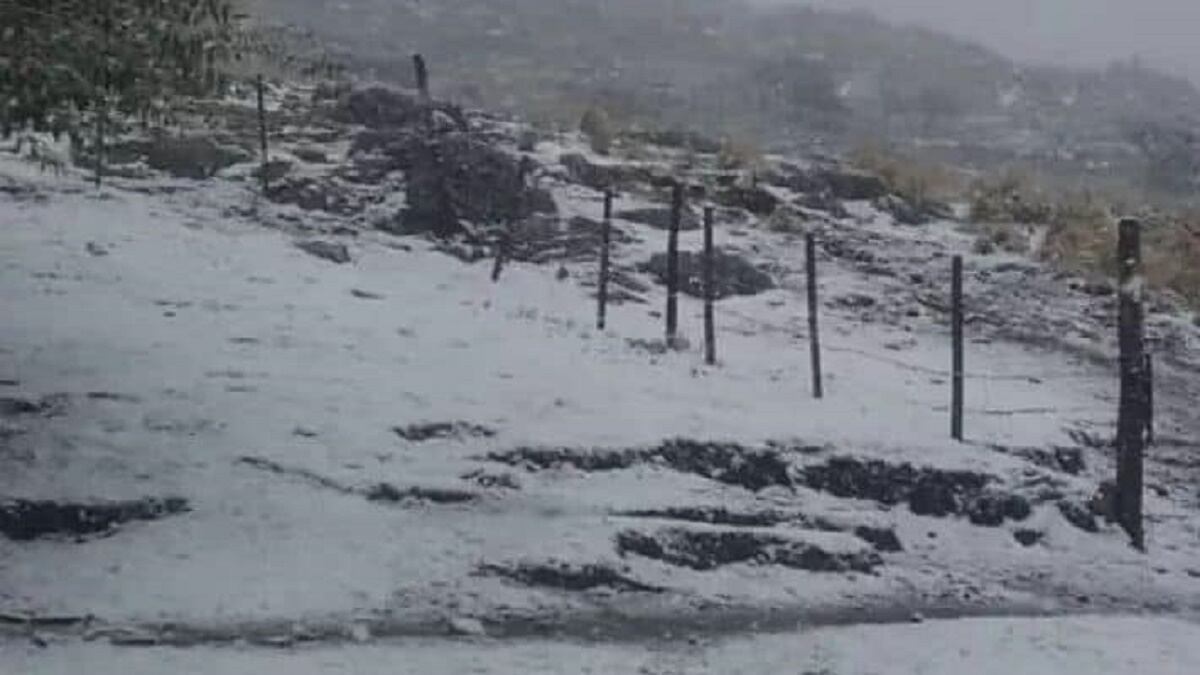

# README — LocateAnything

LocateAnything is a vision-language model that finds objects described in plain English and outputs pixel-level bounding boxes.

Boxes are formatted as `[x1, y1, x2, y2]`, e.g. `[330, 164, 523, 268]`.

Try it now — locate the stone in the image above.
[1058, 499, 1099, 533]
[295, 240, 351, 265]
[402, 134, 554, 238]
[1013, 529, 1044, 547]
[639, 249, 775, 299]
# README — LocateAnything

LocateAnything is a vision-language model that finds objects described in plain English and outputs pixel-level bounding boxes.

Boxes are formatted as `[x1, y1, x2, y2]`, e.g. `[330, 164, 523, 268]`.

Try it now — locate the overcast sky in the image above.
[753, 0, 1200, 81]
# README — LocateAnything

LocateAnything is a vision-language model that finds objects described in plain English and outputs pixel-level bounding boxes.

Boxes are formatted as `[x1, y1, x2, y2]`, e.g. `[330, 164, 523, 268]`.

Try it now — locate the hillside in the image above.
[260, 0, 1200, 187]
[2, 79, 1200, 670]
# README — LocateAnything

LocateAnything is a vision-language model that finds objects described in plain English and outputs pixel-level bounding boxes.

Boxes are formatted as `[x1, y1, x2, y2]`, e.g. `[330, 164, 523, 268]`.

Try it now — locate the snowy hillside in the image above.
[2, 83, 1199, 671]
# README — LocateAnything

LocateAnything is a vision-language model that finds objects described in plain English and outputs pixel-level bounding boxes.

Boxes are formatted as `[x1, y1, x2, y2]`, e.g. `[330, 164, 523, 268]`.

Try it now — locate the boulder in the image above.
[334, 86, 467, 131]
[640, 249, 775, 299]
[400, 134, 556, 238]
[268, 176, 360, 215]
[713, 185, 779, 216]
[816, 168, 888, 201]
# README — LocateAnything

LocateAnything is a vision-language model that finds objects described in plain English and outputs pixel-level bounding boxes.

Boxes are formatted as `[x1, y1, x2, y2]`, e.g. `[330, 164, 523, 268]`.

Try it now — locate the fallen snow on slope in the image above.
[0, 139, 1196, 641]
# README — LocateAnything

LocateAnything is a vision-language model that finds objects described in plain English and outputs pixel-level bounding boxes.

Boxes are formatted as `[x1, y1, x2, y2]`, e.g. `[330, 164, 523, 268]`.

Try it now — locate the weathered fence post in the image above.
[257, 74, 269, 194]
[806, 233, 823, 399]
[597, 189, 613, 330]
[413, 53, 430, 100]
[1144, 353, 1155, 446]
[491, 230, 509, 283]
[951, 255, 964, 441]
[703, 205, 716, 365]
[95, 0, 113, 188]
[1116, 218, 1147, 550]
[666, 181, 683, 343]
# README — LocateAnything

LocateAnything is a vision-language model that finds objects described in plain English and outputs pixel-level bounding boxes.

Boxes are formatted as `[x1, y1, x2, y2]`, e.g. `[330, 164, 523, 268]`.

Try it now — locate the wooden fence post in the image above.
[951, 255, 964, 441]
[666, 181, 682, 343]
[1144, 353, 1155, 446]
[806, 233, 823, 399]
[1116, 218, 1147, 550]
[257, 74, 269, 194]
[704, 205, 716, 365]
[597, 189, 613, 330]
[413, 53, 430, 101]
[95, 0, 113, 188]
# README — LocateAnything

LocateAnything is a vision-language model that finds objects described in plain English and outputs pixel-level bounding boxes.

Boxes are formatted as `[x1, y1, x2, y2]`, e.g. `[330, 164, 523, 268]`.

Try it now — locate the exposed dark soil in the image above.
[0, 497, 190, 541]
[392, 421, 497, 442]
[616, 526, 881, 573]
[478, 561, 663, 593]
[486, 439, 793, 492]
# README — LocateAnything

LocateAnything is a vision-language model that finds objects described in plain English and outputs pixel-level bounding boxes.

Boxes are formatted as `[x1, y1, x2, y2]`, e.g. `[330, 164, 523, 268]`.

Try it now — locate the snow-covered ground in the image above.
[2, 97, 1199, 670]
[7, 616, 1200, 674]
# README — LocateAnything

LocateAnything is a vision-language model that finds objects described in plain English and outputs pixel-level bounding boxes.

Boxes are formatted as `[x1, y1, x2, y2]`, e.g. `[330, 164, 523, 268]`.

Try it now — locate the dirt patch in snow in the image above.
[0, 497, 189, 541]
[616, 526, 881, 573]
[798, 456, 1034, 526]
[392, 421, 497, 442]
[486, 439, 792, 492]
[615, 507, 904, 553]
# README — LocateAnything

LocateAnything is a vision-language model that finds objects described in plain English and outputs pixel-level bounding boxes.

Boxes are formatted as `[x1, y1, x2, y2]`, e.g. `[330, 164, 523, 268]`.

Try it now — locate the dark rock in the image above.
[295, 240, 351, 265]
[0, 394, 67, 417]
[402, 135, 552, 238]
[966, 493, 1031, 526]
[393, 421, 496, 442]
[616, 527, 881, 573]
[1058, 499, 1099, 533]
[830, 293, 877, 310]
[269, 177, 361, 215]
[1053, 447, 1086, 475]
[874, 194, 929, 225]
[366, 484, 477, 504]
[141, 134, 251, 180]
[853, 526, 903, 552]
[1013, 529, 1044, 546]
[486, 439, 792, 492]
[293, 147, 329, 164]
[909, 479, 959, 517]
[479, 561, 662, 593]
[816, 168, 888, 201]
[255, 159, 293, 183]
[334, 86, 468, 131]
[655, 439, 793, 492]
[616, 506, 791, 528]
[0, 497, 190, 541]
[800, 457, 993, 521]
[617, 207, 700, 231]
[713, 185, 779, 216]
[640, 249, 775, 299]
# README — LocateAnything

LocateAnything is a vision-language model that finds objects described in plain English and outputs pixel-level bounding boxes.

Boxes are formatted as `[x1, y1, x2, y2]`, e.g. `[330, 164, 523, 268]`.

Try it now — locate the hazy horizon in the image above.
[753, 0, 1200, 82]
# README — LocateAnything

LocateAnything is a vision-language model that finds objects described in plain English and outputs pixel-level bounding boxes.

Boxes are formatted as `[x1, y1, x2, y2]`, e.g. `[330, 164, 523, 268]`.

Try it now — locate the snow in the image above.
[5, 616, 1199, 674]
[2, 116, 1199, 671]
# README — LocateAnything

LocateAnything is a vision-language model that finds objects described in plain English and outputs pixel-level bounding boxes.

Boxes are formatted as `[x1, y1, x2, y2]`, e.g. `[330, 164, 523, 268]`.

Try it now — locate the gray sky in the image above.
[754, 0, 1200, 81]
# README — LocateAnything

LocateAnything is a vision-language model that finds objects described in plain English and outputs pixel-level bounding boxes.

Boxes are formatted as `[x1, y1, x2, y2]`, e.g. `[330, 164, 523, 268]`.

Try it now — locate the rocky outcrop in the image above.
[640, 249, 776, 299]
